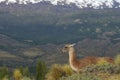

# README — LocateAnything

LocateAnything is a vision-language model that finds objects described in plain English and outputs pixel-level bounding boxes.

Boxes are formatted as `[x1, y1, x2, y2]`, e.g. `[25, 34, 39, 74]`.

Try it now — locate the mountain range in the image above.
[0, 0, 120, 69]
[0, 0, 120, 9]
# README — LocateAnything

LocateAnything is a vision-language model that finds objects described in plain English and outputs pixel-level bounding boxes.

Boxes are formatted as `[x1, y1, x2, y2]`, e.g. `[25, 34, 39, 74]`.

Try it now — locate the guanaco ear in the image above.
[70, 43, 76, 47]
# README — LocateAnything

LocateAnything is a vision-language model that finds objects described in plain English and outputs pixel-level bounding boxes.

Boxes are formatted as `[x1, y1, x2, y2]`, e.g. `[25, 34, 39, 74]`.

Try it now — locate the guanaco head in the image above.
[62, 43, 76, 53]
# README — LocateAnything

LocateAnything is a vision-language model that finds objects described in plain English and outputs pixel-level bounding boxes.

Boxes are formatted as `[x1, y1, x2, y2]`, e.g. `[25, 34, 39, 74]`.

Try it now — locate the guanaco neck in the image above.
[68, 47, 77, 63]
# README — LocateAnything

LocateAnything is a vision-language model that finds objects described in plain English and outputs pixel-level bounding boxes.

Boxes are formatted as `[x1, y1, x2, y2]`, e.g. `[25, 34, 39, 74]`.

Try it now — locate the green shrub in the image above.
[36, 60, 47, 80]
[115, 55, 120, 65]
[60, 73, 101, 80]
[21, 77, 31, 80]
[106, 74, 120, 80]
[0, 66, 9, 80]
[13, 69, 23, 80]
[81, 63, 120, 74]
[46, 64, 73, 80]
[19, 66, 30, 77]
[2, 76, 9, 80]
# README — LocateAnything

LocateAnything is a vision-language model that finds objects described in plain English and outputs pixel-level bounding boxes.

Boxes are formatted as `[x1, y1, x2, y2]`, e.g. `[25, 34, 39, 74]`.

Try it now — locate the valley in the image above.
[0, 1, 120, 69]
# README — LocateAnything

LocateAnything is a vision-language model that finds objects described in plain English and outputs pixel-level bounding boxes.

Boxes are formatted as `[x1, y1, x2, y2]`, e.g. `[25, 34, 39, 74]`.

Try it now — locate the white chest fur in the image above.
[69, 50, 78, 72]
[69, 60, 78, 72]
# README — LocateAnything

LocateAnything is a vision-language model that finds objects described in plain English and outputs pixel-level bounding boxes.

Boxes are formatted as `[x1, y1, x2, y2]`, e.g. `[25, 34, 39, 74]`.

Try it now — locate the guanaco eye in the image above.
[64, 47, 68, 48]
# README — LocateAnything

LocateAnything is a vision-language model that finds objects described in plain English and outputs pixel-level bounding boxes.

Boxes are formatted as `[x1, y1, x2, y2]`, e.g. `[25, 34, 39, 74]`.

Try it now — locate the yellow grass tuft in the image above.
[46, 64, 73, 80]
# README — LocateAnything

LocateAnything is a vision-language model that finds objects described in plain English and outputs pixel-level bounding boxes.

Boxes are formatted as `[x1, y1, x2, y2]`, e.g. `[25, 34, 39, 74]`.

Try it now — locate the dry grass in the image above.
[46, 64, 73, 80]
[23, 48, 44, 57]
[107, 74, 120, 80]
[0, 51, 17, 58]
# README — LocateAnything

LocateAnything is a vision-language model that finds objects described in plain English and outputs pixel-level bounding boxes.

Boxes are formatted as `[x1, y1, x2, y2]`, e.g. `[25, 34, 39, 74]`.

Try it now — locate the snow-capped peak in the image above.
[0, 0, 120, 9]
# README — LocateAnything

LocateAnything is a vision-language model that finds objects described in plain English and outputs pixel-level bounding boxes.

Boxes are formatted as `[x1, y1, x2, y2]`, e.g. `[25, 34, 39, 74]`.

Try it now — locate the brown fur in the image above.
[103, 57, 114, 63]
[71, 56, 114, 71]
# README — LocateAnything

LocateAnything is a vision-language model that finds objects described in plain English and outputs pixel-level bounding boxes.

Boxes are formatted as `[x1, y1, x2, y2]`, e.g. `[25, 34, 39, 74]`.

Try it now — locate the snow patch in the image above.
[0, 0, 120, 9]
